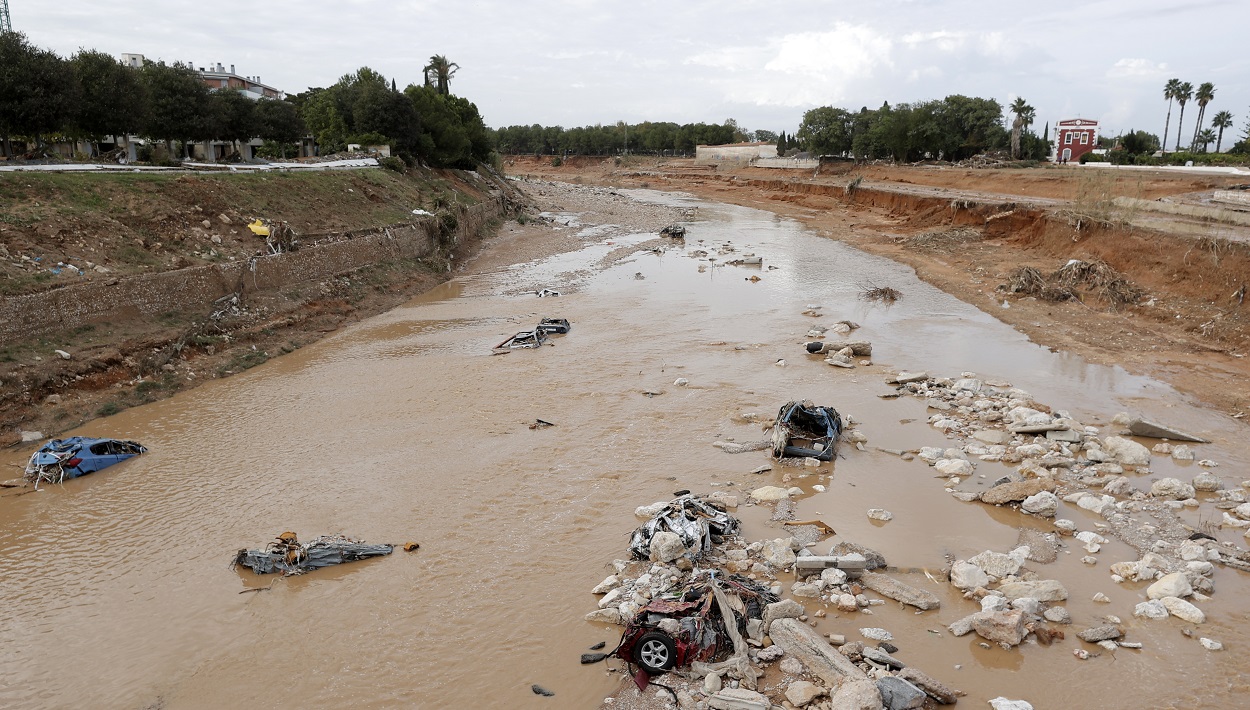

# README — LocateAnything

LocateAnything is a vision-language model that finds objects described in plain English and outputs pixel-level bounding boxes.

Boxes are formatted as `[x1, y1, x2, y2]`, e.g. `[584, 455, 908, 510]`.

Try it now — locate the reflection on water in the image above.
[1, 193, 1246, 709]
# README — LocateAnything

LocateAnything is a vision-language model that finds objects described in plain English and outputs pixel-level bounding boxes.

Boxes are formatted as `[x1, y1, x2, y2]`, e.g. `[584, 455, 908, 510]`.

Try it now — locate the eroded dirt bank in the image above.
[0, 166, 521, 445]
[506, 156, 1250, 421]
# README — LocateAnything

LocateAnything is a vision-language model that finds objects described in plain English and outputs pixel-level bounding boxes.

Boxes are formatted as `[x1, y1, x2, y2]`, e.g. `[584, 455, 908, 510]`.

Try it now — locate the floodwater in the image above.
[2, 190, 1248, 709]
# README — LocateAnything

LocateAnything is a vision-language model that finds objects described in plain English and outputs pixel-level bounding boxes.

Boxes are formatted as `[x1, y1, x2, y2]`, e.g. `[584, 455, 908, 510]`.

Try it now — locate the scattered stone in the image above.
[981, 478, 1056, 505]
[859, 571, 941, 611]
[1133, 600, 1168, 620]
[1199, 638, 1224, 651]
[968, 549, 1025, 579]
[1146, 572, 1193, 600]
[876, 676, 926, 710]
[1160, 596, 1205, 624]
[1192, 472, 1222, 492]
[1043, 606, 1071, 624]
[20, 431, 45, 443]
[757, 645, 785, 662]
[867, 508, 894, 522]
[1021, 491, 1058, 517]
[54, 349, 71, 360]
[785, 680, 826, 708]
[971, 430, 1011, 445]
[531, 684, 554, 697]
[591, 575, 620, 594]
[998, 579, 1068, 602]
[1103, 436, 1151, 465]
[674, 377, 689, 387]
[859, 627, 894, 642]
[779, 657, 805, 675]
[1150, 478, 1196, 501]
[1171, 445, 1195, 461]
[584, 608, 622, 624]
[1092, 592, 1110, 603]
[949, 561, 990, 590]
[649, 531, 686, 563]
[1077, 625, 1122, 643]
[762, 538, 798, 568]
[828, 679, 885, 710]
[971, 609, 1028, 647]
[989, 699, 1034, 710]
[750, 486, 792, 502]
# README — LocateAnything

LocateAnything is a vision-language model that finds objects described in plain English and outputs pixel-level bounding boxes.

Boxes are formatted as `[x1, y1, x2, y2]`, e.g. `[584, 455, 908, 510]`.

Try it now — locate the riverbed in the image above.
[2, 185, 1247, 709]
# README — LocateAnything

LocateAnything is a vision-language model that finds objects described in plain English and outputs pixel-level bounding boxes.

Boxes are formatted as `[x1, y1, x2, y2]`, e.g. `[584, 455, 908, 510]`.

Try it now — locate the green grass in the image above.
[97, 402, 123, 417]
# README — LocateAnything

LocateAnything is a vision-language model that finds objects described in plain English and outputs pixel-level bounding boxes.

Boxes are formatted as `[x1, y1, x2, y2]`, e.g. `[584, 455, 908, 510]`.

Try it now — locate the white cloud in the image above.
[1107, 58, 1169, 79]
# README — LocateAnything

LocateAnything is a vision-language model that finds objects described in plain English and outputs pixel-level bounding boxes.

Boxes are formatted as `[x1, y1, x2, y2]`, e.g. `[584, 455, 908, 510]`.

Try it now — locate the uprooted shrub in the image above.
[1003, 259, 1144, 308]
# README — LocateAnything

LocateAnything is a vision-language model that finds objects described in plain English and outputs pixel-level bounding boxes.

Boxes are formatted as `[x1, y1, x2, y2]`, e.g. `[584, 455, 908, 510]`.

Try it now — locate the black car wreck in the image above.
[771, 400, 842, 461]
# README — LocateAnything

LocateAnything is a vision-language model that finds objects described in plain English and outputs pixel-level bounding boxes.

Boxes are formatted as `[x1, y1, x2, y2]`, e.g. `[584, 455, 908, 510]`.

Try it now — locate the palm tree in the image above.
[1009, 97, 1034, 159]
[1190, 82, 1215, 150]
[422, 55, 459, 95]
[1195, 128, 1217, 153]
[1161, 78, 1181, 152]
[1174, 81, 1193, 152]
[1212, 110, 1234, 152]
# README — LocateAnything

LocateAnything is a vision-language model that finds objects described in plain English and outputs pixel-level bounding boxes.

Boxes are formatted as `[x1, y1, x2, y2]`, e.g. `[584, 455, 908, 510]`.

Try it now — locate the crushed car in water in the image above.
[233, 532, 394, 575]
[610, 572, 776, 679]
[494, 317, 572, 349]
[23, 437, 147, 488]
[771, 400, 842, 461]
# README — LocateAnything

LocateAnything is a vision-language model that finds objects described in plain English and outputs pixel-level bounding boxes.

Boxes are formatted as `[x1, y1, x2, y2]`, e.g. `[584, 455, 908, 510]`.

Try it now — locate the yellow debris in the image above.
[248, 219, 270, 237]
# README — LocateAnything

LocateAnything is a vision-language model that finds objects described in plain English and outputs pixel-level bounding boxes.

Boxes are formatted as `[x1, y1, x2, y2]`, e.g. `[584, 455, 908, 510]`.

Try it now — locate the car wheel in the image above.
[634, 631, 677, 674]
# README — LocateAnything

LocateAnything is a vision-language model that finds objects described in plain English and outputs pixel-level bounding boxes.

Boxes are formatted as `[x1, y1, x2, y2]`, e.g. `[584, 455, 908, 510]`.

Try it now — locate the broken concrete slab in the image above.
[1127, 418, 1209, 443]
[859, 571, 941, 610]
[888, 371, 928, 384]
[769, 618, 869, 686]
[708, 688, 771, 710]
[897, 667, 959, 705]
[794, 554, 868, 577]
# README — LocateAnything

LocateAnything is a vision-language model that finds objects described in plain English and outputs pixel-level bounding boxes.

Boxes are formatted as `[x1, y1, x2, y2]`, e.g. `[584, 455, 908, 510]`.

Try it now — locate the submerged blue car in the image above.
[25, 437, 147, 487]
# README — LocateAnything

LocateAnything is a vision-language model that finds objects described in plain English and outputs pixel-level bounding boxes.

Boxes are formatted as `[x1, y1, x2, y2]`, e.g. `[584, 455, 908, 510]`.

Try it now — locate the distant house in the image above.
[123, 54, 284, 100]
[695, 142, 778, 163]
[1055, 119, 1099, 163]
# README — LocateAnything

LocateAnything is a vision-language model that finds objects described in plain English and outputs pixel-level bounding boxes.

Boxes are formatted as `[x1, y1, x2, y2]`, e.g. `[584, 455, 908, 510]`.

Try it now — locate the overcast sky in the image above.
[18, 1, 1249, 140]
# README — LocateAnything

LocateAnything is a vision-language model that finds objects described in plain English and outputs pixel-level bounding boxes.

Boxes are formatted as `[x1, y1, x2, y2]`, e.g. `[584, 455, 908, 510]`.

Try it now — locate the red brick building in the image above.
[1055, 118, 1099, 163]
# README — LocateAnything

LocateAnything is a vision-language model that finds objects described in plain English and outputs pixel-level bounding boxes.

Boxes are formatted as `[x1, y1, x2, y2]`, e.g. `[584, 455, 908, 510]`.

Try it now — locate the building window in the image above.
[1080, 133, 1089, 145]
[1066, 133, 1074, 144]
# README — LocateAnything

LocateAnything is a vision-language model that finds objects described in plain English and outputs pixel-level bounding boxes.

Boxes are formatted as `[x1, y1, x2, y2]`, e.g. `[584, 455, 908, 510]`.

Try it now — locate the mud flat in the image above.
[1, 181, 1248, 709]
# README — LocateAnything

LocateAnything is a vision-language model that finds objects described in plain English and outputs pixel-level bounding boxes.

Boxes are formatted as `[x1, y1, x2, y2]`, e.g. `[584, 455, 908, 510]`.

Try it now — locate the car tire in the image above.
[634, 631, 677, 674]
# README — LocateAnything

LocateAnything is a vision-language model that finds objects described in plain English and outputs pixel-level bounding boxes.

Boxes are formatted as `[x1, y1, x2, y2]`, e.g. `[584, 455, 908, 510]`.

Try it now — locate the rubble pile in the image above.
[887, 372, 1244, 636]
[588, 495, 964, 709]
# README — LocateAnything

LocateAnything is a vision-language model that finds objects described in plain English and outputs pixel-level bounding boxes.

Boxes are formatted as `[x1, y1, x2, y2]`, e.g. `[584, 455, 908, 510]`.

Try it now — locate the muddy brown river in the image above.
[3, 189, 1248, 709]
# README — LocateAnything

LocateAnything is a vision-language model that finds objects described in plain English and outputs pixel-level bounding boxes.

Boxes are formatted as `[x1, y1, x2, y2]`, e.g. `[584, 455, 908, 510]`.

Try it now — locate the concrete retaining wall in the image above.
[753, 158, 819, 170]
[1112, 196, 1250, 227]
[0, 197, 503, 343]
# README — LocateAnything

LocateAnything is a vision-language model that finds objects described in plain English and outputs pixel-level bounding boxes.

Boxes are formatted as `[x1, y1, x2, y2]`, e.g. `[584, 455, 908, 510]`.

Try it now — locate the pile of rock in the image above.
[884, 371, 1240, 651]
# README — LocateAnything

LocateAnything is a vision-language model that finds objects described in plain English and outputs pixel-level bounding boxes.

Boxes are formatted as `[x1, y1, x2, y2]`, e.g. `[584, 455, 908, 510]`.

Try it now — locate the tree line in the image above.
[1161, 79, 1237, 153]
[292, 58, 492, 168]
[0, 32, 492, 169]
[492, 120, 747, 156]
[795, 95, 1048, 162]
[0, 32, 303, 159]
